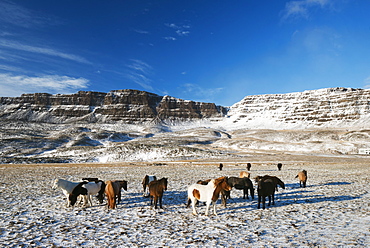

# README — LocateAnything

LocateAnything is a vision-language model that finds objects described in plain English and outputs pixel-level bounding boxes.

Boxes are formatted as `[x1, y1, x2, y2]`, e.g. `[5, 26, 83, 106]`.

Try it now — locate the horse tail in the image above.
[186, 197, 191, 208]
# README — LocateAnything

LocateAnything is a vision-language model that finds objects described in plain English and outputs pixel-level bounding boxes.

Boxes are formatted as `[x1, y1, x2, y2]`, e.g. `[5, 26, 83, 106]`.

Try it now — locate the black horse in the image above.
[224, 177, 254, 202]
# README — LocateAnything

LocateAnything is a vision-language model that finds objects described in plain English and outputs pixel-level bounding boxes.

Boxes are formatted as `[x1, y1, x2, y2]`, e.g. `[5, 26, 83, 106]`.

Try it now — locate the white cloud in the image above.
[164, 23, 191, 40]
[281, 0, 331, 20]
[0, 73, 89, 97]
[0, 39, 91, 64]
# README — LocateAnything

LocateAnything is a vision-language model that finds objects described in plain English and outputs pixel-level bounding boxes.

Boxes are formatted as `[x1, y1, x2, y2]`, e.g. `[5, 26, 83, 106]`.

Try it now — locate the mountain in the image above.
[226, 87, 370, 129]
[1, 87, 370, 163]
[0, 89, 226, 124]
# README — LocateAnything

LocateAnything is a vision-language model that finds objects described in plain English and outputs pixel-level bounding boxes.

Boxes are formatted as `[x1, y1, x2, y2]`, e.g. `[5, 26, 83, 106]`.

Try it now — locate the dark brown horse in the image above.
[225, 177, 254, 200]
[296, 170, 307, 188]
[257, 178, 276, 209]
[255, 175, 285, 209]
[255, 175, 285, 191]
[148, 178, 168, 209]
[246, 163, 251, 171]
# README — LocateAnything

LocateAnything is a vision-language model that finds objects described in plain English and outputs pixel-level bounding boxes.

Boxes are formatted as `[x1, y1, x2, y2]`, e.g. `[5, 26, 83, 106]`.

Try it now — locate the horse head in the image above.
[51, 179, 59, 190]
[162, 178, 168, 191]
[69, 182, 88, 206]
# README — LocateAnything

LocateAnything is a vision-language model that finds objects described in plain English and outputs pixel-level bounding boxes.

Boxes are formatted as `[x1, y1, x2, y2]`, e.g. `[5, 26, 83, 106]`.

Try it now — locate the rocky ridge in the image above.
[1, 87, 370, 163]
[0, 89, 227, 123]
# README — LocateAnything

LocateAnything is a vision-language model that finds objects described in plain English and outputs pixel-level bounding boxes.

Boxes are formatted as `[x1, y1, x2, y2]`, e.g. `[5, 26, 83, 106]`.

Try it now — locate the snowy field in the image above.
[0, 160, 369, 247]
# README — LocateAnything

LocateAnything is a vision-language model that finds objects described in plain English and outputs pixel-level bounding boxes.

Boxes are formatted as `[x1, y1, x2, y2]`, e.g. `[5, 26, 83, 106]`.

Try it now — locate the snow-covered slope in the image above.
[1, 87, 370, 163]
[225, 87, 370, 129]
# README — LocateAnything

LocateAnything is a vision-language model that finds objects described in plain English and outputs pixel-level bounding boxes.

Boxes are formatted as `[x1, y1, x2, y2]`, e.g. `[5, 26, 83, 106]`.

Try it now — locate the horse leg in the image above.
[243, 188, 249, 199]
[191, 199, 198, 215]
[271, 193, 275, 205]
[159, 195, 163, 209]
[262, 196, 266, 209]
[88, 194, 93, 207]
[257, 195, 261, 209]
[205, 201, 211, 216]
[154, 196, 158, 209]
[221, 192, 227, 208]
[268, 195, 271, 206]
[212, 201, 217, 216]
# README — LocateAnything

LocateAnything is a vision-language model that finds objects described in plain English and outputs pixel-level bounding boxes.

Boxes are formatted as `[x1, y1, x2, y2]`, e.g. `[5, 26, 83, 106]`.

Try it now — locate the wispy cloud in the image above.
[125, 59, 154, 91]
[281, 0, 331, 20]
[0, 0, 59, 28]
[180, 83, 224, 102]
[0, 73, 89, 96]
[0, 39, 90, 64]
[364, 77, 370, 89]
[164, 23, 191, 41]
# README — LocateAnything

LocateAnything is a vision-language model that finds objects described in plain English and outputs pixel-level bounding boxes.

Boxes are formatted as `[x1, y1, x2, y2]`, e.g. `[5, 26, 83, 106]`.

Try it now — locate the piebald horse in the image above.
[187, 177, 231, 216]
[69, 181, 105, 207]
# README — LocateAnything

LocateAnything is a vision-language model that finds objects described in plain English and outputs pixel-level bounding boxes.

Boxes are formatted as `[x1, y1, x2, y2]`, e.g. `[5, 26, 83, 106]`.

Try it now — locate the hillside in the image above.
[1, 87, 370, 163]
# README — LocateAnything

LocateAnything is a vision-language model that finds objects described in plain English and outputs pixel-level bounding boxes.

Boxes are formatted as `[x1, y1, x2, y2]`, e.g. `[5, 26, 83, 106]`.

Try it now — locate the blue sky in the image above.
[0, 0, 369, 106]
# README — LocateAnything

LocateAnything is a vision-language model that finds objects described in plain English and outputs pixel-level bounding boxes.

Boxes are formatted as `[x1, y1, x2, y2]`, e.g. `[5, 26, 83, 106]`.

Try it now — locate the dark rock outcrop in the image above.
[0, 89, 227, 123]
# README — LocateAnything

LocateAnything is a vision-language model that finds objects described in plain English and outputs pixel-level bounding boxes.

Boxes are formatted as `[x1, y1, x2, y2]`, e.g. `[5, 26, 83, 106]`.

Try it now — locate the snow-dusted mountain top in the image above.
[1, 87, 370, 130]
[2, 87, 370, 163]
[226, 87, 370, 129]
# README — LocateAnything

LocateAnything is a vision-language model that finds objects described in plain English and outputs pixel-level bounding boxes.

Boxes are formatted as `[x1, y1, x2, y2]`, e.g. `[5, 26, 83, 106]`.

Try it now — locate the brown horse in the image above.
[239, 171, 250, 178]
[246, 163, 251, 171]
[257, 178, 276, 209]
[105, 180, 128, 209]
[148, 178, 168, 209]
[194, 176, 232, 208]
[187, 176, 232, 215]
[142, 175, 157, 196]
[296, 170, 307, 188]
[255, 175, 285, 191]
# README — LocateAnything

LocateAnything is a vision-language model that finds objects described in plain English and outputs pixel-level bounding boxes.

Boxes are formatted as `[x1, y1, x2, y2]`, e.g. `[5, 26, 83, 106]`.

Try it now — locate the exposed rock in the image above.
[0, 89, 226, 123]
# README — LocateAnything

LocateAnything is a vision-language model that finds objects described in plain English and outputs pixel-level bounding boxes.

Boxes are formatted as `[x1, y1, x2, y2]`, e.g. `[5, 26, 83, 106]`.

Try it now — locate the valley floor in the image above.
[0, 156, 369, 247]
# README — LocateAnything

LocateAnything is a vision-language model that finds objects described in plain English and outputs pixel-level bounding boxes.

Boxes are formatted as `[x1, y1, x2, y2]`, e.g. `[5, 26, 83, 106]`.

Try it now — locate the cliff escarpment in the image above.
[0, 89, 227, 123]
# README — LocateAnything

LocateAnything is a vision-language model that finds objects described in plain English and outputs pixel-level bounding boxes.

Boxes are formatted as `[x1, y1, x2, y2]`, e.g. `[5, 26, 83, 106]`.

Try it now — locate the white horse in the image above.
[187, 179, 218, 216]
[52, 178, 80, 207]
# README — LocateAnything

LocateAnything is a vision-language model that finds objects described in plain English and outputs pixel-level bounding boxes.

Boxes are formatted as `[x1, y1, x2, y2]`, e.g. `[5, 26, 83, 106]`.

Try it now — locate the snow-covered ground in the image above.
[0, 159, 369, 247]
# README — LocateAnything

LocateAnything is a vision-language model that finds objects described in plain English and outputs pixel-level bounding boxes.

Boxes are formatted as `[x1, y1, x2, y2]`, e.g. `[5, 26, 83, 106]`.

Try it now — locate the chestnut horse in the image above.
[105, 180, 128, 209]
[239, 171, 250, 178]
[148, 178, 168, 209]
[187, 176, 231, 215]
[296, 170, 307, 188]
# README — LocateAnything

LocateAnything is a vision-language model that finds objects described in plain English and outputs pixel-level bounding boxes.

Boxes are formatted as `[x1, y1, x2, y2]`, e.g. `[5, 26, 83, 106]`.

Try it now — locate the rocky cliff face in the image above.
[0, 89, 227, 123]
[226, 87, 370, 129]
